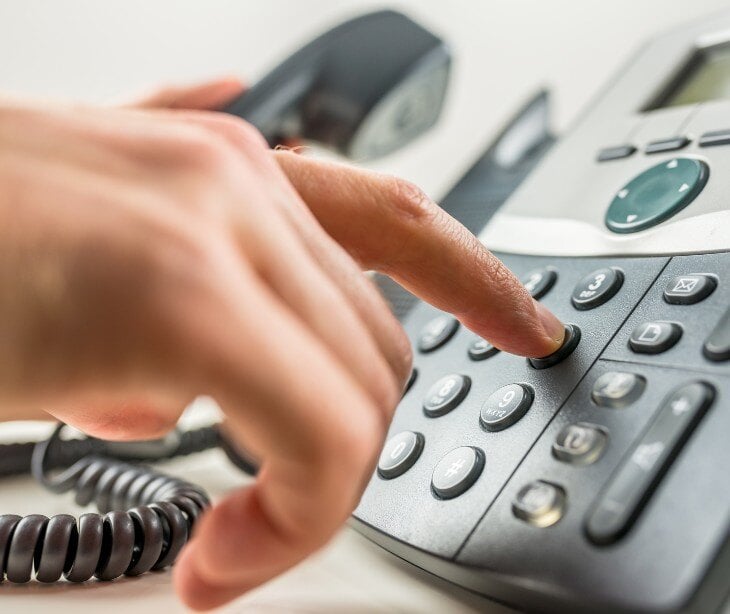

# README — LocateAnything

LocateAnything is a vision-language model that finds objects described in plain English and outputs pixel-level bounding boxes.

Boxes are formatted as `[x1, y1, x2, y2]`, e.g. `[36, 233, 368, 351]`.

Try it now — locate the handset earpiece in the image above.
[223, 10, 451, 160]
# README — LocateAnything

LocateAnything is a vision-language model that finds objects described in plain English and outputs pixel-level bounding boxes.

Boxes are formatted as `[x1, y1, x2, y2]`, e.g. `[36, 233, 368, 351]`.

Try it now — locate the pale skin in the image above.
[0, 78, 565, 609]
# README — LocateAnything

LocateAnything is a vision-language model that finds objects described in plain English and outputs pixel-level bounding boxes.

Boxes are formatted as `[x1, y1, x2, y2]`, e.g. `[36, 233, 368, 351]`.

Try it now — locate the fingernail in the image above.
[534, 301, 565, 346]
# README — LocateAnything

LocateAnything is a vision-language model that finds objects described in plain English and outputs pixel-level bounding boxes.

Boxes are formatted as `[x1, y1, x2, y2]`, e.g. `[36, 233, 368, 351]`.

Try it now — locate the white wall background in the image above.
[0, 1, 728, 198]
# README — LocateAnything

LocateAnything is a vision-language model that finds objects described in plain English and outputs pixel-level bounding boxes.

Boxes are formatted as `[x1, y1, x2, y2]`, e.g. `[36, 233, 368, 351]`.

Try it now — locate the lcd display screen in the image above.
[651, 44, 730, 109]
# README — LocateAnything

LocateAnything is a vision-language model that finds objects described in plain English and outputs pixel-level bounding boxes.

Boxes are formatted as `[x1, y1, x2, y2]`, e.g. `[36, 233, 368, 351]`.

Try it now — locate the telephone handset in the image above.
[0, 10, 454, 585]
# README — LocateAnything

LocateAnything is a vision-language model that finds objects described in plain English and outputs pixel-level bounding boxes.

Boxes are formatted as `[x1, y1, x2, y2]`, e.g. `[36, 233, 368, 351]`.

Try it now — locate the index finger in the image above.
[274, 151, 565, 358]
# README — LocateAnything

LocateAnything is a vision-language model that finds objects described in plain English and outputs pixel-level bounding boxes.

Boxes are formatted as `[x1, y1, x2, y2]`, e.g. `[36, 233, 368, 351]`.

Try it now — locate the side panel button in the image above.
[597, 144, 636, 162]
[629, 321, 682, 354]
[663, 274, 717, 304]
[704, 307, 730, 362]
[513, 481, 566, 527]
[591, 371, 646, 408]
[378, 431, 424, 479]
[586, 382, 714, 544]
[431, 447, 485, 499]
[480, 383, 534, 431]
[552, 423, 608, 465]
[571, 267, 623, 310]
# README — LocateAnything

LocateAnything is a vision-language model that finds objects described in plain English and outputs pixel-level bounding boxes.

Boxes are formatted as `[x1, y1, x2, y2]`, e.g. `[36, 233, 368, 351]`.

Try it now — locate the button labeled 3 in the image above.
[571, 267, 623, 310]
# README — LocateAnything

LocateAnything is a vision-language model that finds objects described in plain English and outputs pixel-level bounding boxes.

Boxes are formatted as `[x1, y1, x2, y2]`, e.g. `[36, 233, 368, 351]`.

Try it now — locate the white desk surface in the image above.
[1, 0, 730, 611]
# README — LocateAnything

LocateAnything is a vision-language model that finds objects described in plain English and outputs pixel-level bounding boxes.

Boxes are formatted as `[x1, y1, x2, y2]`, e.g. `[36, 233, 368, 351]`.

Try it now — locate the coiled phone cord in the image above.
[0, 423, 257, 584]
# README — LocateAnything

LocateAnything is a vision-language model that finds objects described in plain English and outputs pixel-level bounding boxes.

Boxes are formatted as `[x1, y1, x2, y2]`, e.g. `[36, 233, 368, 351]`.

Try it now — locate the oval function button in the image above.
[552, 423, 608, 465]
[528, 324, 581, 370]
[431, 446, 485, 499]
[605, 158, 709, 234]
[571, 267, 623, 310]
[468, 337, 499, 361]
[417, 315, 459, 353]
[629, 321, 682, 354]
[377, 431, 424, 480]
[591, 371, 646, 408]
[663, 274, 717, 305]
[586, 382, 715, 544]
[423, 374, 470, 417]
[512, 481, 566, 527]
[480, 383, 534, 431]
[521, 267, 557, 300]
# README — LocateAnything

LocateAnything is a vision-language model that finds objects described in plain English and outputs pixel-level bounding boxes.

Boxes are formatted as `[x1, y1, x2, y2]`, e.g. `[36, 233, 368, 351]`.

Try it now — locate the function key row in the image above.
[596, 128, 730, 161]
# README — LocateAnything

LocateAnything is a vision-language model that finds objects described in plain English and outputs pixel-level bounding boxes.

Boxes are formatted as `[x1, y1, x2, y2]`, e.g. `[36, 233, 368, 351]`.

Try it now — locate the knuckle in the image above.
[386, 177, 438, 224]
[170, 126, 233, 173]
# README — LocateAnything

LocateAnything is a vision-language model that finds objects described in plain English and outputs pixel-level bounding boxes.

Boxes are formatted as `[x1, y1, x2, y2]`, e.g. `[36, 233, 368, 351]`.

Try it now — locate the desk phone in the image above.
[352, 10, 730, 614]
[0, 9, 726, 613]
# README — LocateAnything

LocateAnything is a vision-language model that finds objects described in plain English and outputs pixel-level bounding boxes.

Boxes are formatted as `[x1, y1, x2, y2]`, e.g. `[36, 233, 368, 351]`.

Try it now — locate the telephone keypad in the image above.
[356, 251, 729, 612]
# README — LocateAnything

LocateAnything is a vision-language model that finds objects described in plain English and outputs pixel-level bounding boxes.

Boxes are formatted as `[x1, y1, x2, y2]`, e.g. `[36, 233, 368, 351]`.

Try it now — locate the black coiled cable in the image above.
[0, 424, 211, 583]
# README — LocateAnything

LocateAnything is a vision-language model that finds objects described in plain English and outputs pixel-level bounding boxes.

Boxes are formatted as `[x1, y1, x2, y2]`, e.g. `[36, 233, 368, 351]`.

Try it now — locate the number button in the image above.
[480, 383, 534, 431]
[417, 316, 459, 353]
[521, 267, 557, 300]
[378, 431, 424, 479]
[423, 374, 471, 417]
[467, 337, 499, 361]
[571, 267, 624, 310]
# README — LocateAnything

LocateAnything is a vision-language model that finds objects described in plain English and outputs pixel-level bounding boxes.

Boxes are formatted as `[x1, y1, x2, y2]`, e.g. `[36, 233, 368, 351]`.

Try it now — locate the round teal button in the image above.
[605, 158, 708, 233]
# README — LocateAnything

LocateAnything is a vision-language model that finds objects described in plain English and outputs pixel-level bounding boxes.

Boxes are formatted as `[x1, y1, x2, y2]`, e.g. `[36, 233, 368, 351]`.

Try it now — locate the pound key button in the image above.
[431, 446, 485, 499]
[571, 267, 623, 310]
[423, 374, 471, 417]
[629, 321, 682, 354]
[512, 481, 566, 527]
[417, 315, 459, 353]
[480, 383, 534, 431]
[378, 431, 424, 480]
[663, 274, 717, 305]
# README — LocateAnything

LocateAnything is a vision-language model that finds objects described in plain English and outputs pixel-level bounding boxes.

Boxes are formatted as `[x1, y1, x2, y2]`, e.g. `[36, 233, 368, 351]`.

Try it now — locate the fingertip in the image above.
[174, 544, 245, 611]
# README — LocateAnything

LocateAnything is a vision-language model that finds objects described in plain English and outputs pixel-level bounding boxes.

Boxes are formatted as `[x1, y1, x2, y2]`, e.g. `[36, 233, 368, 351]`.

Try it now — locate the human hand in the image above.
[0, 79, 563, 609]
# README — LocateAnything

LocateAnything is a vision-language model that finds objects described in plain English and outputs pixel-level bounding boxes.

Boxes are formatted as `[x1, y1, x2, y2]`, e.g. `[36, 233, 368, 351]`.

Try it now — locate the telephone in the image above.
[1, 9, 728, 614]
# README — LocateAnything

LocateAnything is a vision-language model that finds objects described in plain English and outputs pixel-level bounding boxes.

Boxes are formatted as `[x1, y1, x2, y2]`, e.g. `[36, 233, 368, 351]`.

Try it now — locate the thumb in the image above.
[125, 77, 245, 111]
